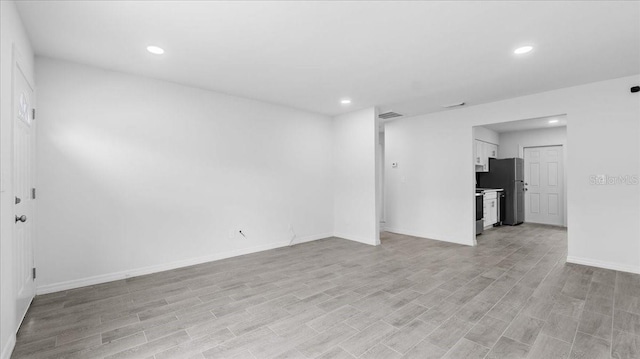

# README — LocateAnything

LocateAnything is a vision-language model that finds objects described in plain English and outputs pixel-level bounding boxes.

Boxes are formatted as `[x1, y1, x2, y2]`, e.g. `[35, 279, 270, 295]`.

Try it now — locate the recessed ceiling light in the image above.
[514, 46, 533, 55]
[340, 99, 352, 105]
[146, 45, 165, 55]
[548, 119, 559, 124]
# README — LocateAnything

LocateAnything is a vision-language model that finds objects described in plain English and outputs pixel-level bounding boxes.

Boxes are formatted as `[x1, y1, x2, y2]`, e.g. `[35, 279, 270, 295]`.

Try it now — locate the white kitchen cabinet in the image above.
[487, 143, 498, 159]
[474, 140, 498, 172]
[475, 140, 484, 166]
[483, 191, 499, 228]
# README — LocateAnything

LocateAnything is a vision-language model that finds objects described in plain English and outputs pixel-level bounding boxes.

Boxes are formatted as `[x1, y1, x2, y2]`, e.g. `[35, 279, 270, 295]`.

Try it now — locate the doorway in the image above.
[473, 114, 568, 245]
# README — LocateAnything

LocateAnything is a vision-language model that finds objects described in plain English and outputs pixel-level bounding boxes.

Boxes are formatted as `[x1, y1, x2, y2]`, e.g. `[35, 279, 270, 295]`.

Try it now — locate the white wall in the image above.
[386, 75, 640, 273]
[499, 126, 567, 158]
[474, 126, 499, 144]
[35, 58, 335, 293]
[0, 1, 34, 358]
[333, 108, 379, 245]
[499, 126, 568, 226]
[385, 114, 477, 246]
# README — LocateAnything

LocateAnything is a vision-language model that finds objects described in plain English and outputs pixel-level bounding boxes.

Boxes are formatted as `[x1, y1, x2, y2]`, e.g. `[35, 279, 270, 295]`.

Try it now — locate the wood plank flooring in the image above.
[12, 224, 640, 358]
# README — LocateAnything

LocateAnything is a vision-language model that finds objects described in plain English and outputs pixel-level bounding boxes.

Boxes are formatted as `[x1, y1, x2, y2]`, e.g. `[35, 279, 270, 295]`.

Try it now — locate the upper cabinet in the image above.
[474, 140, 498, 172]
[486, 143, 498, 159]
[475, 140, 484, 166]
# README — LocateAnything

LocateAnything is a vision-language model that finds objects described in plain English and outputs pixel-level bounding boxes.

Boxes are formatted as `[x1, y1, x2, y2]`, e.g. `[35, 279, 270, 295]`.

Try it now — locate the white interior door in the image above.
[524, 146, 564, 226]
[13, 59, 36, 324]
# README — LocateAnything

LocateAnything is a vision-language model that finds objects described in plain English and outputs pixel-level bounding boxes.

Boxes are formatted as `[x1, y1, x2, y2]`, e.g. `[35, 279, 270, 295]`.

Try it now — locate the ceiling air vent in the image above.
[442, 102, 465, 108]
[378, 111, 403, 119]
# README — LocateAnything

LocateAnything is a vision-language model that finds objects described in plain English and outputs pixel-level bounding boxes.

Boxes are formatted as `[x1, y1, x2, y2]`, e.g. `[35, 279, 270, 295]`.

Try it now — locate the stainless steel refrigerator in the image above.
[477, 158, 524, 225]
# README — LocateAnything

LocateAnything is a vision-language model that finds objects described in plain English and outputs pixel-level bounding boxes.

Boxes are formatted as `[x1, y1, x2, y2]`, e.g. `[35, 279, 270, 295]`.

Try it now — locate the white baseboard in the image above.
[384, 227, 474, 246]
[1, 334, 15, 359]
[566, 256, 640, 274]
[333, 233, 378, 246]
[36, 232, 332, 295]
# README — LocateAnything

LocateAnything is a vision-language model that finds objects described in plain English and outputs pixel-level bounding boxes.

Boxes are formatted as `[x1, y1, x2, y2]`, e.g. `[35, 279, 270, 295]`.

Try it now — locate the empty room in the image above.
[1, 1, 639, 359]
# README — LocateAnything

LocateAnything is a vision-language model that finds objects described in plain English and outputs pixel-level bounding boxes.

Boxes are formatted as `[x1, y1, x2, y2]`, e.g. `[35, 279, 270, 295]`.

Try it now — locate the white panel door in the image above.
[13, 58, 36, 324]
[524, 146, 564, 226]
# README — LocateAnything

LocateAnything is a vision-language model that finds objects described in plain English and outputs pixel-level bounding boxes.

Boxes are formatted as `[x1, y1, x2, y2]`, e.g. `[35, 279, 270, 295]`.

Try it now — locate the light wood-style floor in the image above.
[11, 224, 640, 359]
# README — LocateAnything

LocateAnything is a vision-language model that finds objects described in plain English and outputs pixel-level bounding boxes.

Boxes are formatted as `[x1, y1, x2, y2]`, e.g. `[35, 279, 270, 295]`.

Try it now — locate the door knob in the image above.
[15, 215, 27, 223]
[15, 197, 21, 204]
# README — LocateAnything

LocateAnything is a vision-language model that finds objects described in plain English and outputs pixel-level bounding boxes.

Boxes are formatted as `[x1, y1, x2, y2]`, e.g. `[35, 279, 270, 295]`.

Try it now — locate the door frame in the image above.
[521, 144, 567, 227]
[11, 43, 37, 331]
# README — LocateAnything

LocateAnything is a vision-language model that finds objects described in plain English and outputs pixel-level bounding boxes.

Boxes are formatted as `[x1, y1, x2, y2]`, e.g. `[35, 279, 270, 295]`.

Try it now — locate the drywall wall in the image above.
[499, 126, 567, 158]
[333, 108, 379, 245]
[474, 126, 499, 144]
[385, 114, 477, 246]
[35, 57, 335, 293]
[499, 126, 568, 226]
[0, 2, 35, 358]
[385, 75, 640, 273]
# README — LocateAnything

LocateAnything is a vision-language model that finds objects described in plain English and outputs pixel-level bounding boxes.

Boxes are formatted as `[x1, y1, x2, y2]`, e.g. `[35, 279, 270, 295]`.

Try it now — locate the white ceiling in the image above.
[483, 115, 567, 133]
[15, 1, 640, 116]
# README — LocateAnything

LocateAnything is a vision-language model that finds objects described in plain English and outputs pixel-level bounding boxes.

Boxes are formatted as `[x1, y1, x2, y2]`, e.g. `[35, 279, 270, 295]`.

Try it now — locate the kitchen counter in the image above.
[476, 188, 504, 193]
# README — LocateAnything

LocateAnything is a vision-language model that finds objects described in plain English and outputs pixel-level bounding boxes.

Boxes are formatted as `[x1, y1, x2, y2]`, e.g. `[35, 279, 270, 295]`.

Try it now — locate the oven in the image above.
[475, 192, 484, 235]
